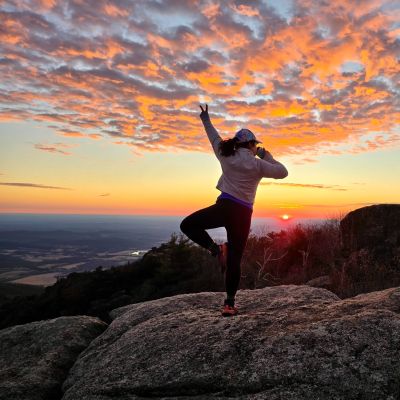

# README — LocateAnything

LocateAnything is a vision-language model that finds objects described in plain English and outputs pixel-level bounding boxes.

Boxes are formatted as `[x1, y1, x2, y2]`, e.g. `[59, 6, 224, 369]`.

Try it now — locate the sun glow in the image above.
[281, 214, 290, 221]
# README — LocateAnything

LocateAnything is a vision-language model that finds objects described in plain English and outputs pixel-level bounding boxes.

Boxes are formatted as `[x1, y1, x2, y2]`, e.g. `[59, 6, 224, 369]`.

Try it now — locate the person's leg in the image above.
[224, 202, 252, 306]
[180, 200, 226, 254]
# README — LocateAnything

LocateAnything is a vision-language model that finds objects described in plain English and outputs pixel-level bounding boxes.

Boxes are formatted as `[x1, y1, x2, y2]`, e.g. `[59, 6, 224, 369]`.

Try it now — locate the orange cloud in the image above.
[231, 4, 260, 17]
[57, 130, 85, 138]
[87, 133, 102, 139]
[0, 0, 398, 159]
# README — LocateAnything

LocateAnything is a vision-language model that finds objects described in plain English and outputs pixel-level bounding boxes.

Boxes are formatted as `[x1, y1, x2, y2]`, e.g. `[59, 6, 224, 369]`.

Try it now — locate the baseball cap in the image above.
[234, 128, 261, 144]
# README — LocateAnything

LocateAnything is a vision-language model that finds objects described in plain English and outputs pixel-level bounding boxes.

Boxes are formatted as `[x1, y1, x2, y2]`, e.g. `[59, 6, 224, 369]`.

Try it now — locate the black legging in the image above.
[180, 198, 253, 299]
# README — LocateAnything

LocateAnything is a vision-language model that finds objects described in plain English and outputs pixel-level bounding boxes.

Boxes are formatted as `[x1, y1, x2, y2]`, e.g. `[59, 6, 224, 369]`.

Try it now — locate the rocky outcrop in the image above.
[340, 204, 400, 254]
[338, 204, 400, 296]
[61, 285, 400, 400]
[0, 316, 107, 400]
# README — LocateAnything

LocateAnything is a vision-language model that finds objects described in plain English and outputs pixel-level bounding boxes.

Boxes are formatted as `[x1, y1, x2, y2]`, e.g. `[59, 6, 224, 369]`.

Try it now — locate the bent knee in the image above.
[180, 217, 190, 233]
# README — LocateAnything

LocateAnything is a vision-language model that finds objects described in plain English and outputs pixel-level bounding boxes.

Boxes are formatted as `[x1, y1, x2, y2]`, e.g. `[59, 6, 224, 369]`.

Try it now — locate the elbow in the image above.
[276, 167, 288, 179]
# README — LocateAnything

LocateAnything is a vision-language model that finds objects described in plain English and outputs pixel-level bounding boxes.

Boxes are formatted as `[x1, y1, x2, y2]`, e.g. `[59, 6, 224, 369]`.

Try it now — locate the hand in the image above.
[256, 146, 266, 159]
[199, 104, 209, 119]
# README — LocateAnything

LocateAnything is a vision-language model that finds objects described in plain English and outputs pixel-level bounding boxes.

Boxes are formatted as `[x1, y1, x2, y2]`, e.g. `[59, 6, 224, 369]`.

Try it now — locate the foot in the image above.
[221, 303, 239, 316]
[217, 242, 228, 274]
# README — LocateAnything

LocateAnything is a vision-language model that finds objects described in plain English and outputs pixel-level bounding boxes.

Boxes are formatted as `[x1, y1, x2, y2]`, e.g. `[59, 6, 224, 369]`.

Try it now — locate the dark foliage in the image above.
[240, 219, 342, 289]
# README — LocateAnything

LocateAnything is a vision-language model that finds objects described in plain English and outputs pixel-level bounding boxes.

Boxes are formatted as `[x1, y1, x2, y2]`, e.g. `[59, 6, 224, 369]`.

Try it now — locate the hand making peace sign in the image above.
[199, 104, 209, 119]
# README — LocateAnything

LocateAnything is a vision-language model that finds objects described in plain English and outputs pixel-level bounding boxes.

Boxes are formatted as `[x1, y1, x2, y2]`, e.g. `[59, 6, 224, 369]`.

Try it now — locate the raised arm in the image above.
[199, 104, 222, 159]
[256, 147, 288, 179]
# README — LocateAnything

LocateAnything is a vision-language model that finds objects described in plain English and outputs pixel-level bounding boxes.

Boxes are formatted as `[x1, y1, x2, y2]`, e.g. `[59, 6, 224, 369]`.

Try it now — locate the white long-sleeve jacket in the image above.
[201, 115, 288, 204]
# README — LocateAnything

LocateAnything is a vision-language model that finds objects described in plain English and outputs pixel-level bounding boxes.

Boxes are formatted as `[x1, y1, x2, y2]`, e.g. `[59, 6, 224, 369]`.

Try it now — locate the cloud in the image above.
[56, 129, 86, 138]
[33, 142, 77, 155]
[56, 128, 102, 139]
[0, 0, 399, 157]
[88, 133, 102, 139]
[99, 193, 110, 196]
[292, 158, 319, 165]
[181, 59, 211, 73]
[306, 202, 378, 209]
[260, 182, 348, 191]
[0, 182, 72, 190]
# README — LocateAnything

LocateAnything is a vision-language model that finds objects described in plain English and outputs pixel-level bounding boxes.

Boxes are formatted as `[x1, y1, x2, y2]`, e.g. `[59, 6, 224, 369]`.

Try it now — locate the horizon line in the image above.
[0, 211, 331, 220]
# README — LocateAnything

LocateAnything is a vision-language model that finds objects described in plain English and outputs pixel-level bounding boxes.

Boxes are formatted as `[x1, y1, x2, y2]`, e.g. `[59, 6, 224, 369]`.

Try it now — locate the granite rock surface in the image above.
[61, 285, 400, 400]
[0, 315, 107, 400]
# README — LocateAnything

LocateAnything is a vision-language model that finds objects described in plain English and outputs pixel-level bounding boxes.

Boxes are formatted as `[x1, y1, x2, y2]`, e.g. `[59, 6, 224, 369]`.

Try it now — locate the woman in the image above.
[180, 104, 288, 316]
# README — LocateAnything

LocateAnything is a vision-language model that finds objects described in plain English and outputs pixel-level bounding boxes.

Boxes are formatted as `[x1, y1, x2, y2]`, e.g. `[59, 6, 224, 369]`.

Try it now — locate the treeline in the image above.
[1, 220, 399, 330]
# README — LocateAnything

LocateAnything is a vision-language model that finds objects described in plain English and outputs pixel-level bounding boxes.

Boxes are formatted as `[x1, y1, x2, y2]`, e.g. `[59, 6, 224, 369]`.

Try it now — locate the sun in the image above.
[281, 214, 290, 221]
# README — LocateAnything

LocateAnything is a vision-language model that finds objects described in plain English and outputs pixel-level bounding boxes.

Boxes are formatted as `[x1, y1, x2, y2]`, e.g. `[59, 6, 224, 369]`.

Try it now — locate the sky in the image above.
[0, 0, 399, 220]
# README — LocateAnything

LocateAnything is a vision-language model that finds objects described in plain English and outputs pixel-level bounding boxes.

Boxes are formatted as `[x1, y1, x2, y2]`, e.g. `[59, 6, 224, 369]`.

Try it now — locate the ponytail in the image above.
[218, 137, 238, 157]
[218, 138, 257, 157]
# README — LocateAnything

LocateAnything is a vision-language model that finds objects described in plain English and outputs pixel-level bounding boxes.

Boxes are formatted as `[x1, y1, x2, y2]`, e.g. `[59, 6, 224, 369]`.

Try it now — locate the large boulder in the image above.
[340, 204, 400, 254]
[0, 316, 107, 400]
[338, 204, 400, 297]
[61, 285, 400, 399]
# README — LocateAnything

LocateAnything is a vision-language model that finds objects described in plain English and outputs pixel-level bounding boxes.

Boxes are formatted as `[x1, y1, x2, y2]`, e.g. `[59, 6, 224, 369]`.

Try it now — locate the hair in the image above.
[218, 138, 257, 157]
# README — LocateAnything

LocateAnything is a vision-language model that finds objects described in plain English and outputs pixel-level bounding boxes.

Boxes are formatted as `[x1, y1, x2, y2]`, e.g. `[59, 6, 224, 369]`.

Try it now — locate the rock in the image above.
[340, 204, 400, 253]
[0, 316, 107, 400]
[338, 204, 400, 297]
[306, 275, 332, 288]
[61, 285, 400, 399]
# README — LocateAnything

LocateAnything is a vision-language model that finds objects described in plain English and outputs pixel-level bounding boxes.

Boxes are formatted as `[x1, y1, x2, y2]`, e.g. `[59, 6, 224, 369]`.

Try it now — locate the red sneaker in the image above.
[221, 304, 239, 316]
[218, 242, 228, 274]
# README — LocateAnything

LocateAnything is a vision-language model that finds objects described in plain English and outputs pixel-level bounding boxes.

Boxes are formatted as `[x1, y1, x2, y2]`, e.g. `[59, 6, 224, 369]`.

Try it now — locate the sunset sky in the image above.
[0, 0, 399, 219]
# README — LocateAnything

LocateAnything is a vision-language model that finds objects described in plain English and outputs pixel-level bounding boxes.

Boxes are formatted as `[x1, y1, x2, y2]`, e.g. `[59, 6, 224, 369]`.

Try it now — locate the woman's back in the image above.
[217, 147, 263, 203]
